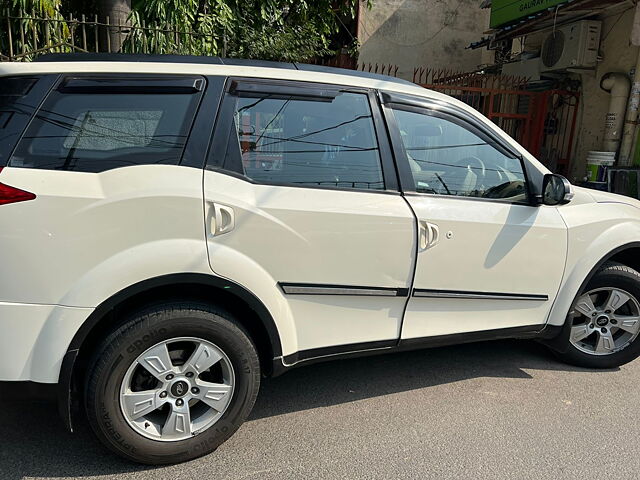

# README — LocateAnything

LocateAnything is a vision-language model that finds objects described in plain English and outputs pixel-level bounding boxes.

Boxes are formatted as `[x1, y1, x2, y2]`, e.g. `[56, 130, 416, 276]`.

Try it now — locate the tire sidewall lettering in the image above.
[125, 328, 168, 354]
[87, 310, 260, 463]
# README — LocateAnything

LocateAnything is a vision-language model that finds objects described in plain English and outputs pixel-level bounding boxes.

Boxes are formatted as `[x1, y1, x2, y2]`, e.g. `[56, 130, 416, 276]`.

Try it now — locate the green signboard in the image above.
[490, 0, 566, 28]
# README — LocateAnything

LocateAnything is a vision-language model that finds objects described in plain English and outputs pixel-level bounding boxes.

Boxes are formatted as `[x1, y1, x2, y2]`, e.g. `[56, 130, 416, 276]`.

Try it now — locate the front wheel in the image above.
[85, 302, 260, 464]
[555, 262, 640, 369]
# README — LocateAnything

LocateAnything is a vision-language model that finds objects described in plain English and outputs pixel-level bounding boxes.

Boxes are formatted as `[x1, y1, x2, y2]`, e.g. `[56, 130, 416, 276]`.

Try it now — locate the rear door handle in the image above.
[419, 221, 440, 250]
[210, 203, 235, 236]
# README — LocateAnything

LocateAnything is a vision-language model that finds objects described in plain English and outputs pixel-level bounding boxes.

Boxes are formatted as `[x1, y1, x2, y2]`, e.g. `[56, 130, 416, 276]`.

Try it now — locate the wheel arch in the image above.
[58, 272, 282, 432]
[543, 241, 640, 351]
[570, 241, 640, 313]
[606, 245, 640, 275]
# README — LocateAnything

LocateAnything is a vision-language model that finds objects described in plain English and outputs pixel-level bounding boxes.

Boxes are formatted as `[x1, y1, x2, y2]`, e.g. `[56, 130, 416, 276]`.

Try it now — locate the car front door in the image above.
[382, 93, 568, 341]
[203, 79, 415, 359]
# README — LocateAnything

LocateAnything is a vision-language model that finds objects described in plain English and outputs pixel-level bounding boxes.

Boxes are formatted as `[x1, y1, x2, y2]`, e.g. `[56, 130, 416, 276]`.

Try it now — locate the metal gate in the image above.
[413, 68, 580, 175]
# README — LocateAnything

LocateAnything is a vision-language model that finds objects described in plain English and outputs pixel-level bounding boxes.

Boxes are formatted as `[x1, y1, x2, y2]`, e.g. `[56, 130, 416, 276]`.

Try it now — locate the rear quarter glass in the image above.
[0, 75, 57, 167]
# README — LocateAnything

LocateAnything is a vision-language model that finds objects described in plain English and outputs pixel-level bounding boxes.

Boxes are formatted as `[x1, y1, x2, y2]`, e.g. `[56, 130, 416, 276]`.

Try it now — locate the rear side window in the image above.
[0, 75, 56, 167]
[221, 86, 385, 190]
[10, 76, 204, 172]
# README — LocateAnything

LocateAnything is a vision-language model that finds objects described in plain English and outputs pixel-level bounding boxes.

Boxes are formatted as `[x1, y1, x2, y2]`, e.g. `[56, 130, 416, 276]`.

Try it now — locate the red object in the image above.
[417, 81, 580, 175]
[0, 167, 36, 205]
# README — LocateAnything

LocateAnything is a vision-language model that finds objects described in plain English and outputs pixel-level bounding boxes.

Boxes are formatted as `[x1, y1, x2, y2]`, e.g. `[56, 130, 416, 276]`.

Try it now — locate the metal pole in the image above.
[7, 9, 14, 60]
[81, 14, 87, 51]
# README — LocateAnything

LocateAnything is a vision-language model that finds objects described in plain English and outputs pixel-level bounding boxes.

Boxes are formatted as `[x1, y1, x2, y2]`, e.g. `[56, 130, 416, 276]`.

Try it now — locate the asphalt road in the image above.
[2, 340, 639, 480]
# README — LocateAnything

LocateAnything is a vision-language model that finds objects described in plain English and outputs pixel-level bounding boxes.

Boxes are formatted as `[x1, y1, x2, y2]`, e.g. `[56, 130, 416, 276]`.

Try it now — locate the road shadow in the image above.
[0, 340, 606, 479]
[251, 339, 609, 420]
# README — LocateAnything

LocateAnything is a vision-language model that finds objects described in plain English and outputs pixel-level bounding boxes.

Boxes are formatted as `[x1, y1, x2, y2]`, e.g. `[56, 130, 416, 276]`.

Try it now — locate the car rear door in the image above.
[381, 92, 568, 341]
[203, 78, 415, 360]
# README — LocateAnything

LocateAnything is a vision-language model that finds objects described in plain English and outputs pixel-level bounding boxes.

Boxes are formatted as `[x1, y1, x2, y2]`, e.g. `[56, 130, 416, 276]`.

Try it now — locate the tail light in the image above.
[0, 167, 36, 205]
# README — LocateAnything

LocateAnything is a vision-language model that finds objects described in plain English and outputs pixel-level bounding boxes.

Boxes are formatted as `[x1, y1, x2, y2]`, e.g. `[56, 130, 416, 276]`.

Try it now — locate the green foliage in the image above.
[228, 23, 333, 62]
[1, 0, 70, 60]
[125, 0, 370, 61]
[1, 0, 371, 62]
[2, 0, 62, 17]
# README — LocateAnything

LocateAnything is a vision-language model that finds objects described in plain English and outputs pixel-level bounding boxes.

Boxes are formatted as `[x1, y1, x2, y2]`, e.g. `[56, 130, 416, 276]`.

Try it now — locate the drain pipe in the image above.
[601, 72, 631, 154]
[620, 69, 640, 166]
[625, 4, 640, 166]
[619, 9, 640, 166]
[620, 64, 640, 165]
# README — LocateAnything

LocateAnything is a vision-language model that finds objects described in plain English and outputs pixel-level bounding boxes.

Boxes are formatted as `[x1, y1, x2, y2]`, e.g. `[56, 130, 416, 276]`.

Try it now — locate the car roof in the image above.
[34, 53, 418, 87]
[1, 53, 442, 99]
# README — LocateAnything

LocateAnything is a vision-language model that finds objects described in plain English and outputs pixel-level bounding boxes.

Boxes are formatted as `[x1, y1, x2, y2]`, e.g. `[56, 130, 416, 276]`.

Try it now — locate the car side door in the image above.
[381, 92, 568, 341]
[203, 78, 416, 362]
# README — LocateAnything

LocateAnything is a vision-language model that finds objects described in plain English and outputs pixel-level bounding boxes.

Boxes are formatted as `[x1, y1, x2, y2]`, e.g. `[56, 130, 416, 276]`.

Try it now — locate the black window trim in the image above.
[380, 91, 521, 157]
[205, 77, 400, 195]
[58, 76, 205, 94]
[9, 72, 208, 172]
[228, 79, 341, 102]
[182, 75, 226, 169]
[380, 91, 535, 206]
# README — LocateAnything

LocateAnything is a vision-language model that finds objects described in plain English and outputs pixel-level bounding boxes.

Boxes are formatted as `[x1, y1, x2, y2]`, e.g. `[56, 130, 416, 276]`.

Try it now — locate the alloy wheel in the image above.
[570, 288, 640, 356]
[119, 337, 235, 441]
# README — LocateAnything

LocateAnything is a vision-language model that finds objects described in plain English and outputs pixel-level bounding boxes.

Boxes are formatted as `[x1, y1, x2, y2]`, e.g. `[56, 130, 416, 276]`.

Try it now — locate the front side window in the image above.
[223, 89, 385, 190]
[10, 76, 203, 172]
[393, 108, 528, 202]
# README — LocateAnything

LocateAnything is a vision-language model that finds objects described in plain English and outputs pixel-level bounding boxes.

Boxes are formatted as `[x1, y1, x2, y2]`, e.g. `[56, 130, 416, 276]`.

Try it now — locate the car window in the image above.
[10, 76, 202, 172]
[223, 90, 385, 190]
[0, 75, 54, 167]
[392, 108, 528, 202]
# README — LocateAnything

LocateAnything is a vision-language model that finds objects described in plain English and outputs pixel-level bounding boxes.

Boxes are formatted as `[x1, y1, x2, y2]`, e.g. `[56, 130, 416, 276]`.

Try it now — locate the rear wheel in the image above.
[556, 262, 640, 368]
[85, 302, 260, 464]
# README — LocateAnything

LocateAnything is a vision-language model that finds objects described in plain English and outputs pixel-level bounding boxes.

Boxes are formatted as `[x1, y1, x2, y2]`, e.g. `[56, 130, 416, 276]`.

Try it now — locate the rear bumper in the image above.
[0, 301, 92, 382]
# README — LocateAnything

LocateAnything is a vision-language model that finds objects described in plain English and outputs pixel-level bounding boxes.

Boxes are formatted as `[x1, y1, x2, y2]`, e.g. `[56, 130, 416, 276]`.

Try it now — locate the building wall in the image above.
[358, 0, 491, 81]
[570, 8, 639, 181]
[516, 7, 638, 181]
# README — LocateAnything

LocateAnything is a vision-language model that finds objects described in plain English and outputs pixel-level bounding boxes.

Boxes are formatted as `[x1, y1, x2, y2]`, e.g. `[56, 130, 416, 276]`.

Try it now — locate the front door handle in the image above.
[419, 221, 440, 250]
[211, 203, 235, 236]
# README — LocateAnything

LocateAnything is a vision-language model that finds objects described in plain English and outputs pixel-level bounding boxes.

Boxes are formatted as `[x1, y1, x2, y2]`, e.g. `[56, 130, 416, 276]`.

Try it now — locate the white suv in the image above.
[2, 54, 640, 464]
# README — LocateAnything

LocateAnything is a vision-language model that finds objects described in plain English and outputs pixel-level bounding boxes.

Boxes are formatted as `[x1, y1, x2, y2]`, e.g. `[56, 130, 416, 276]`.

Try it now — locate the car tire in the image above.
[555, 262, 640, 369]
[85, 301, 260, 465]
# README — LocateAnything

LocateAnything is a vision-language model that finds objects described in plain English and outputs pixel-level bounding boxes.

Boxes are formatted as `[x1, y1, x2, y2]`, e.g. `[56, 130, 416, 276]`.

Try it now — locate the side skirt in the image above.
[272, 324, 563, 376]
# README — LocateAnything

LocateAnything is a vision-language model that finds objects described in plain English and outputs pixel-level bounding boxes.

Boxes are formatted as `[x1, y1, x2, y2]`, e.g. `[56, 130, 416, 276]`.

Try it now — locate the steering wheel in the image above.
[453, 156, 486, 178]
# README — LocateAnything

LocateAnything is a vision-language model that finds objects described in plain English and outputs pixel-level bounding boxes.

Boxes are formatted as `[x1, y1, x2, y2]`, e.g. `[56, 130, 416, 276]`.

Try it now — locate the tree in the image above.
[96, 0, 132, 52]
[1, 0, 69, 60]
[1, 0, 371, 62]
[125, 0, 370, 61]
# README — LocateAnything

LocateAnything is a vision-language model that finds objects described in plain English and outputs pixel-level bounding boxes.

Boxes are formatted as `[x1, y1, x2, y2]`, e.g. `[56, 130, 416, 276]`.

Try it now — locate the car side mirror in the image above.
[542, 174, 573, 206]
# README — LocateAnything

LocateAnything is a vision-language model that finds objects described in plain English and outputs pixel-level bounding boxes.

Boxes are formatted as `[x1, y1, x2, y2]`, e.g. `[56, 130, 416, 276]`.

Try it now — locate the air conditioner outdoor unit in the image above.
[540, 20, 601, 72]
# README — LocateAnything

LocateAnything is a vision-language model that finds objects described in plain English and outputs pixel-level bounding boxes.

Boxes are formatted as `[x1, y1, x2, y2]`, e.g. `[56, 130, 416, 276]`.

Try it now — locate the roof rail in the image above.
[34, 53, 416, 87]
